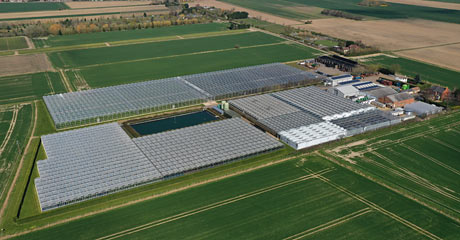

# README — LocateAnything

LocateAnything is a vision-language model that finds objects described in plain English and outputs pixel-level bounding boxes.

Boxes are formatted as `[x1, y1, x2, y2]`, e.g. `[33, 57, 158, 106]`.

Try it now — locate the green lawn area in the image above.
[0, 37, 28, 51]
[79, 43, 322, 88]
[11, 152, 459, 239]
[0, 2, 68, 13]
[48, 32, 285, 68]
[219, 0, 460, 24]
[33, 23, 230, 48]
[361, 55, 460, 89]
[0, 72, 66, 105]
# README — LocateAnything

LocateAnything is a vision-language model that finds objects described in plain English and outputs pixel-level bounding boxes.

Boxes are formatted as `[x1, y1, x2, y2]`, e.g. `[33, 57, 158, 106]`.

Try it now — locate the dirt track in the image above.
[384, 0, 460, 10]
[0, 54, 54, 77]
[0, 5, 168, 20]
[66, 1, 151, 9]
[195, 0, 303, 25]
[396, 43, 460, 72]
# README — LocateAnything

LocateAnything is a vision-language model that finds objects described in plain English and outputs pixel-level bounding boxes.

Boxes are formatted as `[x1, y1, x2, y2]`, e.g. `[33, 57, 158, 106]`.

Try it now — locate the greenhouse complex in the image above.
[36, 63, 405, 211]
[35, 119, 282, 211]
[44, 63, 322, 128]
[229, 86, 401, 150]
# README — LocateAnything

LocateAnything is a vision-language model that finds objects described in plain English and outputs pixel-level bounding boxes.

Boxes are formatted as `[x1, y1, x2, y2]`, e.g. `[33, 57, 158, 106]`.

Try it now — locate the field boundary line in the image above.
[1, 152, 313, 239]
[401, 143, 460, 176]
[283, 208, 372, 240]
[79, 41, 288, 69]
[97, 168, 334, 240]
[0, 105, 19, 155]
[302, 167, 442, 240]
[430, 137, 460, 153]
[44, 72, 55, 95]
[59, 69, 73, 92]
[0, 102, 37, 227]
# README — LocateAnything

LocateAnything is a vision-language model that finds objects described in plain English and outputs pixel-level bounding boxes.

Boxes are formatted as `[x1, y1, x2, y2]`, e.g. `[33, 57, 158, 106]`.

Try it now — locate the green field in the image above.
[0, 37, 28, 51]
[324, 110, 460, 221]
[0, 109, 14, 145]
[220, 0, 460, 24]
[361, 55, 460, 89]
[235, 18, 289, 34]
[0, 2, 69, 13]
[48, 32, 285, 68]
[0, 72, 66, 105]
[0, 104, 33, 211]
[33, 23, 230, 48]
[79, 43, 321, 88]
[12, 152, 459, 239]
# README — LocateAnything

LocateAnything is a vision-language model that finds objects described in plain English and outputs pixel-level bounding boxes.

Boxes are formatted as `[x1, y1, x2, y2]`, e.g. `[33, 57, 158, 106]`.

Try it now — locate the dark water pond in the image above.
[130, 111, 218, 136]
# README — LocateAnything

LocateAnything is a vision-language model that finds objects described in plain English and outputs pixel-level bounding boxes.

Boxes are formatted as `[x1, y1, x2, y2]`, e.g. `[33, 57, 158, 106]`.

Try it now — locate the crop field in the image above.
[79, 43, 321, 88]
[0, 5, 167, 21]
[396, 43, 460, 72]
[12, 151, 459, 239]
[219, 0, 460, 23]
[0, 109, 14, 147]
[360, 55, 460, 89]
[0, 72, 66, 105]
[45, 31, 322, 88]
[33, 23, 230, 48]
[48, 32, 285, 68]
[0, 3, 69, 13]
[324, 110, 460, 221]
[0, 104, 33, 210]
[0, 37, 28, 51]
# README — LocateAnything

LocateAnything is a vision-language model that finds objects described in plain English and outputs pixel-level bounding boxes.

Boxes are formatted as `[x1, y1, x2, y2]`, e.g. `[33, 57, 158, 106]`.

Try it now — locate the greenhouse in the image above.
[36, 119, 283, 211]
[36, 123, 162, 211]
[133, 118, 283, 177]
[44, 78, 207, 128]
[44, 63, 322, 128]
[183, 63, 321, 100]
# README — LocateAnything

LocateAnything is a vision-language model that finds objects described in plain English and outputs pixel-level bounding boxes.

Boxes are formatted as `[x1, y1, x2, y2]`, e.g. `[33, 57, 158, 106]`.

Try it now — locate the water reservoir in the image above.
[129, 111, 219, 136]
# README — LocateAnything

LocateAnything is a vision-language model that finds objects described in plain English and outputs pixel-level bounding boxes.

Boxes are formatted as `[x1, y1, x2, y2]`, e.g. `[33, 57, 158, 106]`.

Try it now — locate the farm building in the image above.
[427, 86, 450, 101]
[44, 63, 322, 128]
[35, 119, 282, 211]
[325, 74, 353, 86]
[383, 92, 415, 108]
[229, 86, 398, 150]
[316, 55, 358, 72]
[404, 101, 443, 117]
[362, 87, 398, 103]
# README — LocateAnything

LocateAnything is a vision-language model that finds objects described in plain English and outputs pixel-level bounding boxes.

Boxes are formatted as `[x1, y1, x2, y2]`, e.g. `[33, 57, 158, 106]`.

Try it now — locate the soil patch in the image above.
[0, 54, 54, 77]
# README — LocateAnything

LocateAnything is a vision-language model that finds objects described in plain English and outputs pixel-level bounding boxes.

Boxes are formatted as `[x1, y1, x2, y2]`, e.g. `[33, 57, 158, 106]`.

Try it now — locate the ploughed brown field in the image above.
[0, 54, 54, 77]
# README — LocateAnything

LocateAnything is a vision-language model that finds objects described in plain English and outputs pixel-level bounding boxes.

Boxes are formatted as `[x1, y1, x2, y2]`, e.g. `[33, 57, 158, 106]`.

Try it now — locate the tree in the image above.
[48, 23, 62, 35]
[414, 74, 421, 84]
[24, 25, 46, 38]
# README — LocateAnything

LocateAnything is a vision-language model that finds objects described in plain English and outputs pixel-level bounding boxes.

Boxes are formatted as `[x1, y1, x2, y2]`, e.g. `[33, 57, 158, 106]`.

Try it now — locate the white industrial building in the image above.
[279, 122, 346, 150]
[325, 74, 353, 87]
